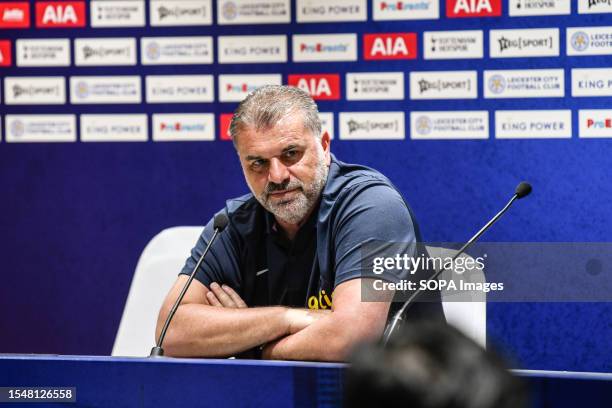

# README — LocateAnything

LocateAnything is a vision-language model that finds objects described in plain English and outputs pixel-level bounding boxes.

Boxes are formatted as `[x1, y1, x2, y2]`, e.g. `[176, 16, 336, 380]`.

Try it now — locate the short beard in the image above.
[254, 150, 328, 225]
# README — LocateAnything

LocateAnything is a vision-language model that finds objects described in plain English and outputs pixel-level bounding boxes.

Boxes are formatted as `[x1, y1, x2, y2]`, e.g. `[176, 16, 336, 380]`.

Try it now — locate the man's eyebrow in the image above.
[282, 144, 300, 153]
[245, 144, 302, 161]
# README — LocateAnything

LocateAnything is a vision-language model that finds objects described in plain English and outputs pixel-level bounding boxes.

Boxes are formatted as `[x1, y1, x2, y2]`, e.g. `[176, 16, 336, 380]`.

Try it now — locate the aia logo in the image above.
[287, 74, 340, 100]
[0, 40, 12, 67]
[219, 113, 233, 141]
[364, 33, 417, 60]
[36, 1, 85, 28]
[0, 2, 30, 28]
[447, 0, 501, 17]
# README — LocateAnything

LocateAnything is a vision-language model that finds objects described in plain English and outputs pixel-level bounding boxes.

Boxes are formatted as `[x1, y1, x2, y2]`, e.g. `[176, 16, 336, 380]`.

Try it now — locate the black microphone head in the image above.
[213, 213, 229, 231]
[515, 182, 532, 199]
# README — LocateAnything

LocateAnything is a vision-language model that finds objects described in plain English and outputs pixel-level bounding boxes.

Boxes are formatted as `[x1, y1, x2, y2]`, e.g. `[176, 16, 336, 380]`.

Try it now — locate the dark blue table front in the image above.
[0, 355, 344, 407]
[1, 355, 612, 407]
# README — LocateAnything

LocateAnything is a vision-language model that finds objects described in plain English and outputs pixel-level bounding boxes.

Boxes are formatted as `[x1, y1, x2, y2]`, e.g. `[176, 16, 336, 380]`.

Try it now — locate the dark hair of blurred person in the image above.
[345, 321, 528, 408]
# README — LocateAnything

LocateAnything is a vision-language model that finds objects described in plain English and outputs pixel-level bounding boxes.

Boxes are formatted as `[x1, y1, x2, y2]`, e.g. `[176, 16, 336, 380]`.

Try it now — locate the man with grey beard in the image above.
[156, 86, 443, 361]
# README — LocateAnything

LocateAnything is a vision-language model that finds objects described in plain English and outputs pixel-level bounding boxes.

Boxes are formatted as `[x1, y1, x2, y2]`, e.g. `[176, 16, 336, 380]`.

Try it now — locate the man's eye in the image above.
[251, 159, 266, 170]
[284, 150, 297, 158]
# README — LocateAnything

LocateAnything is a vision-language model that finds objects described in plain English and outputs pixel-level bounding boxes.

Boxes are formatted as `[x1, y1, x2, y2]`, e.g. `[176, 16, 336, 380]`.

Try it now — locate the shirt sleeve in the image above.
[179, 210, 243, 290]
[332, 184, 418, 288]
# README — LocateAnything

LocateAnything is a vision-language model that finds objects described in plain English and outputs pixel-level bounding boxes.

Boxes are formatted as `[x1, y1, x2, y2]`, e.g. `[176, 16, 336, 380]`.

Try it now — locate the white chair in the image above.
[425, 246, 487, 347]
[112, 226, 203, 357]
[112, 228, 487, 356]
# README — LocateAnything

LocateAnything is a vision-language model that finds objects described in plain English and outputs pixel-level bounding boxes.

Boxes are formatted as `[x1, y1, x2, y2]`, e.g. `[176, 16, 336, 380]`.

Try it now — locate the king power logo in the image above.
[287, 74, 340, 100]
[36, 1, 85, 28]
[364, 33, 417, 60]
[447, 0, 501, 17]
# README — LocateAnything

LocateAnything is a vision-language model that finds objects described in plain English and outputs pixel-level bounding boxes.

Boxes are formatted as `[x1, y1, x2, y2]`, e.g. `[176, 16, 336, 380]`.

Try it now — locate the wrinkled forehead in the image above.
[236, 115, 315, 157]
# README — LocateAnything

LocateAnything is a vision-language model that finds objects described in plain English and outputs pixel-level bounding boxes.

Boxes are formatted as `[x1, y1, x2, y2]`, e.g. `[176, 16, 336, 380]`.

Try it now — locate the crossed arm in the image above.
[155, 276, 390, 361]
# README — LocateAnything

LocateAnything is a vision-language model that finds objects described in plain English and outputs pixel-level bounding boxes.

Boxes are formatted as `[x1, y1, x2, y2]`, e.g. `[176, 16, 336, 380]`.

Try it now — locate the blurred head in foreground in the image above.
[345, 322, 528, 408]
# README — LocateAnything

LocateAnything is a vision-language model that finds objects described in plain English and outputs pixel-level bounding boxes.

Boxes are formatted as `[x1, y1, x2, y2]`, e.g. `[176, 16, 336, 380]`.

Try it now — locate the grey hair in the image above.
[229, 85, 322, 147]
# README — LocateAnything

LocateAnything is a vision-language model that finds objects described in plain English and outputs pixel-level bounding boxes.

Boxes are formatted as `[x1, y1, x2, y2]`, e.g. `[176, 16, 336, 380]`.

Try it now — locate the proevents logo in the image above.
[218, 74, 281, 102]
[292, 34, 356, 62]
[373, 0, 439, 20]
[153, 113, 215, 141]
[579, 109, 612, 138]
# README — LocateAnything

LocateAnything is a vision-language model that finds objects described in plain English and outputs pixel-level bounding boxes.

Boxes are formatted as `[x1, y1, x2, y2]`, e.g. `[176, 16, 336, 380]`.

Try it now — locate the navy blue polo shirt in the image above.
[180, 154, 438, 313]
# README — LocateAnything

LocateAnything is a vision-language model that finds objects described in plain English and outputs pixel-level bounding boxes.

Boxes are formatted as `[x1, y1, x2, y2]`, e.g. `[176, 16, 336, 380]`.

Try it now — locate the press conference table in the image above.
[1, 355, 611, 407]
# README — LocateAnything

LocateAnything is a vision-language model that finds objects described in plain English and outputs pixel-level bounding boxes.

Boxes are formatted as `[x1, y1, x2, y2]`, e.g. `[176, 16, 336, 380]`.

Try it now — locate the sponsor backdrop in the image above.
[0, 0, 611, 370]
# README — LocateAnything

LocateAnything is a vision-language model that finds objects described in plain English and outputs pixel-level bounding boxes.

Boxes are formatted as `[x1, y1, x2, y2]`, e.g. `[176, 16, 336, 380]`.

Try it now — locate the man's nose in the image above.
[268, 157, 290, 185]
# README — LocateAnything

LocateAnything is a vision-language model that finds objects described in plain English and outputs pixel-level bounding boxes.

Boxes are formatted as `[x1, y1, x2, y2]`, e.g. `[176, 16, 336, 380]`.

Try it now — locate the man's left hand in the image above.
[206, 282, 248, 308]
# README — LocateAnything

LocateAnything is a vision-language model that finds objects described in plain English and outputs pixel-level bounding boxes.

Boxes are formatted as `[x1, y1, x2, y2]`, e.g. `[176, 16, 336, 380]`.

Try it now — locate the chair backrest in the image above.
[112, 229, 487, 356]
[425, 246, 487, 347]
[112, 226, 204, 357]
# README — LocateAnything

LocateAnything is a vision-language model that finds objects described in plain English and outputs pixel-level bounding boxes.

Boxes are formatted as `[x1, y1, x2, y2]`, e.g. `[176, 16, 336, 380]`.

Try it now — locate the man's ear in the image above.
[321, 131, 331, 164]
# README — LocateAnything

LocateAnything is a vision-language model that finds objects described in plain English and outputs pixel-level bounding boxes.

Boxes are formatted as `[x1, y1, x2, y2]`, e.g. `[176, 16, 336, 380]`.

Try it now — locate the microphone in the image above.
[515, 182, 532, 199]
[382, 182, 532, 345]
[150, 213, 229, 357]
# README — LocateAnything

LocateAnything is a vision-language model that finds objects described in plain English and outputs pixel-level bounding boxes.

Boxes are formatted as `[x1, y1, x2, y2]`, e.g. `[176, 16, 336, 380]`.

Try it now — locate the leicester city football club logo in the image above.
[488, 75, 506, 95]
[415, 116, 432, 135]
[571, 31, 589, 52]
[222, 1, 238, 20]
[10, 120, 25, 138]
[146, 42, 161, 60]
[75, 81, 89, 99]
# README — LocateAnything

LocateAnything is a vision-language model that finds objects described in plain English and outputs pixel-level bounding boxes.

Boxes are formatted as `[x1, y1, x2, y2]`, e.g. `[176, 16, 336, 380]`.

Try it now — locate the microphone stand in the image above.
[150, 215, 227, 357]
[382, 183, 531, 345]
